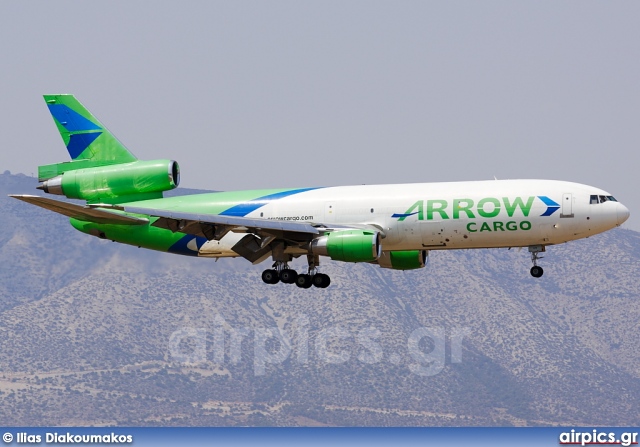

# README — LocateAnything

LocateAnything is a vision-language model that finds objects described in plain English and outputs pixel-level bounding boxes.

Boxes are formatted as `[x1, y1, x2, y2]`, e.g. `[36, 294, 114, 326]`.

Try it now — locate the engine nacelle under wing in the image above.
[377, 250, 428, 270]
[311, 230, 381, 263]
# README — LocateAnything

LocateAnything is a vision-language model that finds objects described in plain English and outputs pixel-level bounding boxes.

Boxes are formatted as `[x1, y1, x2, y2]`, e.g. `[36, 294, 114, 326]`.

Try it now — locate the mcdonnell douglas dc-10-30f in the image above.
[11, 95, 630, 288]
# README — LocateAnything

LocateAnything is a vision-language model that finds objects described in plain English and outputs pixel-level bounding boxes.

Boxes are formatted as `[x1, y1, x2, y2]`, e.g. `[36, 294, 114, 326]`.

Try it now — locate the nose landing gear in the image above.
[528, 245, 545, 278]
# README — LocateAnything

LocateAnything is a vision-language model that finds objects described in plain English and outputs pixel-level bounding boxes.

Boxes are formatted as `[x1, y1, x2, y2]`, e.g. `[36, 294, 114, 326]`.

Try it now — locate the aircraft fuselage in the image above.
[108, 179, 628, 258]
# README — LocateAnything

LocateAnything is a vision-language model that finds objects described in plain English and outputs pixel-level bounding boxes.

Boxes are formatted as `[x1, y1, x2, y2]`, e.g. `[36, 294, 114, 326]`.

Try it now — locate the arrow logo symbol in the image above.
[538, 196, 560, 216]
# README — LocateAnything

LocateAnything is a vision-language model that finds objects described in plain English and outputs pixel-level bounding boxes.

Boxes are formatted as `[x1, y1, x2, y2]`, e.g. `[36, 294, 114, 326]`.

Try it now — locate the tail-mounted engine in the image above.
[38, 159, 180, 203]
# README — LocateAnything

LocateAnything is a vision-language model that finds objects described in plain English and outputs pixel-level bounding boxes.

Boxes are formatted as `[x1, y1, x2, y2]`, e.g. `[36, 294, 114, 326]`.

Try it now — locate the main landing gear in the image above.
[528, 245, 545, 278]
[261, 254, 331, 288]
[261, 264, 331, 288]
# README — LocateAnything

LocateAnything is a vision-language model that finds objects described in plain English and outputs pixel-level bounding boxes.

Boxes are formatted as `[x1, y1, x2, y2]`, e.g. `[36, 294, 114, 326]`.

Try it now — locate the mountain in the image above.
[1, 170, 639, 426]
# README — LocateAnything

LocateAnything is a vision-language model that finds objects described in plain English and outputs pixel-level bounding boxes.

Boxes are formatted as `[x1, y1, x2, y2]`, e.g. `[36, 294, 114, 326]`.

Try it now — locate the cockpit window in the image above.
[594, 195, 619, 203]
[590, 194, 618, 204]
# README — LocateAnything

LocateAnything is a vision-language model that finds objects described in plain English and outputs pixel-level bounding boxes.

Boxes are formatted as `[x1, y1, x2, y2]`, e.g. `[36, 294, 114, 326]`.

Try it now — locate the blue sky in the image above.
[1, 1, 638, 230]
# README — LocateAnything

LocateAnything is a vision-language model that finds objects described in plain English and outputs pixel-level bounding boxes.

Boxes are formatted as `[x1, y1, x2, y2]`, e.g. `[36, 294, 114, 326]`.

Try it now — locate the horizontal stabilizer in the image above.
[9, 195, 148, 225]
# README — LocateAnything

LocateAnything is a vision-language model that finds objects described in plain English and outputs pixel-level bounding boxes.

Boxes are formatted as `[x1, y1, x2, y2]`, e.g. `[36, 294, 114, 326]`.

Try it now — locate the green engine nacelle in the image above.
[311, 230, 381, 263]
[38, 159, 180, 203]
[378, 250, 427, 270]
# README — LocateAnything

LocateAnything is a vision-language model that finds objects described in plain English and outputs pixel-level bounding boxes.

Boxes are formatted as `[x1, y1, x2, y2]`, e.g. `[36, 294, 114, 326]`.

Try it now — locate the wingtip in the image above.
[8, 194, 40, 199]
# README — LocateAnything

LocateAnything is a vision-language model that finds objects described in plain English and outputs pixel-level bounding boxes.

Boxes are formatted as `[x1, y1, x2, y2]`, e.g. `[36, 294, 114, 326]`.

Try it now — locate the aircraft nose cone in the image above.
[617, 203, 630, 226]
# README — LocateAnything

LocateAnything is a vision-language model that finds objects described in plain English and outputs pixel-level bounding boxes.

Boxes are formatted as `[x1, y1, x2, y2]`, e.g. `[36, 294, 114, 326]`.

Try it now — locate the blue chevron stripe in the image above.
[391, 212, 419, 219]
[220, 187, 321, 217]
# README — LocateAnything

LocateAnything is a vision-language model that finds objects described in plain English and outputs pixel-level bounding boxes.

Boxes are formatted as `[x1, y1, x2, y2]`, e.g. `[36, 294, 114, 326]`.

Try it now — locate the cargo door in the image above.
[561, 193, 574, 218]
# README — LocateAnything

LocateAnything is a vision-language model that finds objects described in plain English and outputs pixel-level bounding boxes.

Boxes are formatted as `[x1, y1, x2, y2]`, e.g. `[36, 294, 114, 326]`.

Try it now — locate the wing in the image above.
[10, 195, 149, 225]
[118, 205, 322, 242]
[117, 204, 386, 262]
[11, 195, 384, 263]
[118, 204, 385, 241]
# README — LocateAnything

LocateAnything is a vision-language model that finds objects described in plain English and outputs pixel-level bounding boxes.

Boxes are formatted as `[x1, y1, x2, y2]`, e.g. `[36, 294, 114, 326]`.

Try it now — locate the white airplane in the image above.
[12, 95, 630, 288]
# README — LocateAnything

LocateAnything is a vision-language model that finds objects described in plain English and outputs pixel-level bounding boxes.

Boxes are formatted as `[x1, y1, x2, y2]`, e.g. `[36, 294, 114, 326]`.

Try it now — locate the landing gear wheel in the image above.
[530, 266, 544, 278]
[295, 274, 313, 289]
[262, 269, 280, 284]
[312, 273, 331, 288]
[280, 269, 298, 284]
[528, 245, 545, 279]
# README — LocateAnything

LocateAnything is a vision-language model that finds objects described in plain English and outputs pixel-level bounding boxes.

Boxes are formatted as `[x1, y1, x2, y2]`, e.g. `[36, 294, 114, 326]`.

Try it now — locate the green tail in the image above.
[39, 94, 137, 180]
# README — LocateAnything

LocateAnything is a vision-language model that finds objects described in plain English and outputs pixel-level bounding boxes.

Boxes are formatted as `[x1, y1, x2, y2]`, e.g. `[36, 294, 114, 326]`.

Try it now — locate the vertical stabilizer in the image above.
[44, 94, 137, 163]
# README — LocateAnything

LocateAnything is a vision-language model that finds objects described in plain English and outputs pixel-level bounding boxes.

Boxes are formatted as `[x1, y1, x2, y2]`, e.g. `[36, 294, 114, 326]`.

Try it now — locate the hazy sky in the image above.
[1, 1, 638, 230]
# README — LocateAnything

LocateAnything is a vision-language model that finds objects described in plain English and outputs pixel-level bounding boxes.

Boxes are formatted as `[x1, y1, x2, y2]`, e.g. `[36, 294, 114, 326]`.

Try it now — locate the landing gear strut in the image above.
[528, 245, 545, 278]
[304, 254, 330, 288]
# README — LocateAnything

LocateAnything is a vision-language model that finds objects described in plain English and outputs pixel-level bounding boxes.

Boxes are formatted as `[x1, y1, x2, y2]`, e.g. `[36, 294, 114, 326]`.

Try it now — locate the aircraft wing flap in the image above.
[9, 195, 149, 225]
[119, 206, 321, 240]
